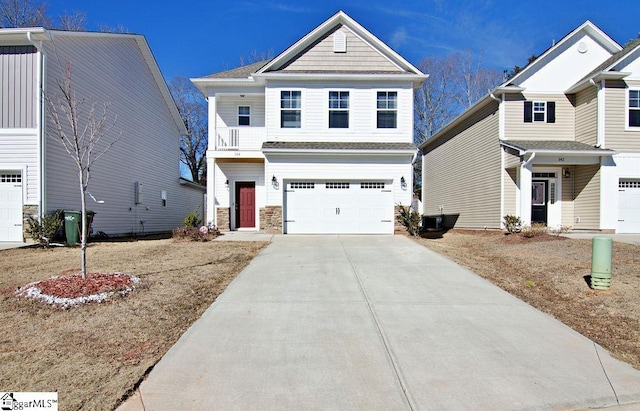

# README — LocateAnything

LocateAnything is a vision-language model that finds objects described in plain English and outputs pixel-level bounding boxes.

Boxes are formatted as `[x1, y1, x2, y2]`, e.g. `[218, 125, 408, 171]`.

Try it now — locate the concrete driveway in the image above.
[122, 235, 640, 410]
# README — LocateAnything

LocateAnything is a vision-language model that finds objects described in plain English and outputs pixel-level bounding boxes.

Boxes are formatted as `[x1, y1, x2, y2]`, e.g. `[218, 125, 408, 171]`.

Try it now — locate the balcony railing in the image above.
[215, 127, 265, 151]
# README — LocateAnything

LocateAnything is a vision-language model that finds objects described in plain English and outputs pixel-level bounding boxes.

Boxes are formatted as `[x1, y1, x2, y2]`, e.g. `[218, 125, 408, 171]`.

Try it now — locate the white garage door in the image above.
[618, 179, 640, 233]
[284, 181, 394, 234]
[0, 172, 24, 241]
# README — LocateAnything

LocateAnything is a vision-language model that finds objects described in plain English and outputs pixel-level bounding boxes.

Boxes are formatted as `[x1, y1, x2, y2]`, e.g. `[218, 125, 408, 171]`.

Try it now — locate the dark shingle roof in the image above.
[576, 39, 640, 84]
[262, 141, 415, 151]
[501, 140, 615, 153]
[204, 60, 271, 79]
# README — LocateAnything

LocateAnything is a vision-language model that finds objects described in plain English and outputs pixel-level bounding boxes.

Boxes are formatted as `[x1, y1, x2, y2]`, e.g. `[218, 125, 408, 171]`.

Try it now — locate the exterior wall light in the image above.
[271, 175, 279, 189]
[400, 176, 407, 190]
[563, 168, 571, 178]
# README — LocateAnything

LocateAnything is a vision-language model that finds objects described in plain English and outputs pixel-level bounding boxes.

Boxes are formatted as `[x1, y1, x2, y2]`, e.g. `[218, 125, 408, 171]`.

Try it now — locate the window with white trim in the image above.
[281, 91, 301, 128]
[329, 91, 349, 128]
[238, 106, 250, 126]
[377, 92, 397, 128]
[629, 89, 640, 127]
[524, 100, 555, 123]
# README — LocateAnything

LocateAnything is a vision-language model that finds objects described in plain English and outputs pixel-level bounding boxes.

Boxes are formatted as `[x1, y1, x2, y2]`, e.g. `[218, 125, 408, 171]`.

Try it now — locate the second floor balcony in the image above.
[214, 126, 266, 151]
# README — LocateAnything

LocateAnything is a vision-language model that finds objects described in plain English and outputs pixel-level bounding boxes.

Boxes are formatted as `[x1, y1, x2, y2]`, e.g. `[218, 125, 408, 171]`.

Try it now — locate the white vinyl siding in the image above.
[216, 95, 265, 128]
[281, 25, 402, 73]
[423, 101, 501, 228]
[503, 168, 517, 217]
[264, 81, 413, 143]
[504, 93, 574, 140]
[43, 36, 203, 235]
[1, 45, 38, 129]
[0, 130, 39, 203]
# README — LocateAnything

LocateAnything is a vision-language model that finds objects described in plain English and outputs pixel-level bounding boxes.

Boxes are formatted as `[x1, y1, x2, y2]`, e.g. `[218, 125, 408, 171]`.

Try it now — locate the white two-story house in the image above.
[192, 11, 426, 234]
[420, 21, 640, 233]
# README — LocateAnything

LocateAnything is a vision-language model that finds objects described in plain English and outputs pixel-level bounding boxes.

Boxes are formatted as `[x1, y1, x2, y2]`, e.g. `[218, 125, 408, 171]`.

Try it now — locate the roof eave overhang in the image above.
[500, 141, 617, 156]
[254, 72, 428, 85]
[190, 77, 263, 95]
[262, 148, 416, 155]
[565, 71, 631, 94]
[0, 27, 48, 45]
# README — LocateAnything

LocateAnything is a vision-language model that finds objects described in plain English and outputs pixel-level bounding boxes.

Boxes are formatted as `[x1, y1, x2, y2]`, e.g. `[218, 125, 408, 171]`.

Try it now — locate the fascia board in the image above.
[254, 72, 427, 83]
[565, 71, 631, 94]
[262, 149, 415, 156]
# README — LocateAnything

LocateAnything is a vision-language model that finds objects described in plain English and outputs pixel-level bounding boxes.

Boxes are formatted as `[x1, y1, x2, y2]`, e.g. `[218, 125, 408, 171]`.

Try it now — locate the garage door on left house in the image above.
[0, 172, 23, 241]
[284, 180, 394, 234]
[618, 179, 640, 233]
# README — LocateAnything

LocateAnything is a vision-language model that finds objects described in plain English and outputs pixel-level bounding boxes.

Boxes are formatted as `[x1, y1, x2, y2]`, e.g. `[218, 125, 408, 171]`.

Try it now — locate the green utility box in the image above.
[63, 210, 96, 245]
[591, 236, 612, 290]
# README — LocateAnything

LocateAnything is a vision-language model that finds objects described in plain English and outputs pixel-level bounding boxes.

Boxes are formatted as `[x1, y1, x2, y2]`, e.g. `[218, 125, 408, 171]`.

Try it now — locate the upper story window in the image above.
[377, 91, 397, 128]
[524, 101, 555, 123]
[281, 91, 301, 128]
[329, 91, 349, 128]
[238, 106, 250, 126]
[629, 89, 640, 127]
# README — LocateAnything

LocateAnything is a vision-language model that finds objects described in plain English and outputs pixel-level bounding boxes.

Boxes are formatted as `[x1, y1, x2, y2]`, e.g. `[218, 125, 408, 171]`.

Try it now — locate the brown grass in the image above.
[414, 229, 640, 370]
[0, 239, 267, 410]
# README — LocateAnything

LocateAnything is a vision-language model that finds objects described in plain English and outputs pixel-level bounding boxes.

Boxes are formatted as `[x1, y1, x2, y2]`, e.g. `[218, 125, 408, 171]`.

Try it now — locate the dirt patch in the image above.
[413, 230, 640, 370]
[0, 239, 268, 410]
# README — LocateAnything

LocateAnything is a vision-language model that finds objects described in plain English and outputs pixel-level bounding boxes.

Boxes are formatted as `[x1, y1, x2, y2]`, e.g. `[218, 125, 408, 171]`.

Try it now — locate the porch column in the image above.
[206, 155, 216, 226]
[519, 158, 533, 224]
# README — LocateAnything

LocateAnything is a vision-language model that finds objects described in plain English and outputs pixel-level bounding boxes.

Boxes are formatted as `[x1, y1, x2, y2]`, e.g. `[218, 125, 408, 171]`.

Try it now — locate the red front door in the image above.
[236, 182, 255, 228]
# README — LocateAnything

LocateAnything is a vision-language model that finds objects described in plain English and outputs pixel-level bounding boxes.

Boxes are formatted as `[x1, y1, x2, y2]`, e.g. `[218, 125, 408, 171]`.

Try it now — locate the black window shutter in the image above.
[547, 101, 556, 123]
[524, 101, 532, 122]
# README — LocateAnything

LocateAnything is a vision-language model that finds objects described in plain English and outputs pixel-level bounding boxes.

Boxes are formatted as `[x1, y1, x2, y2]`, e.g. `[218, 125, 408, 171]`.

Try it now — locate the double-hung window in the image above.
[238, 106, 250, 126]
[281, 91, 301, 128]
[629, 89, 640, 127]
[329, 91, 349, 128]
[377, 91, 397, 128]
[524, 101, 555, 123]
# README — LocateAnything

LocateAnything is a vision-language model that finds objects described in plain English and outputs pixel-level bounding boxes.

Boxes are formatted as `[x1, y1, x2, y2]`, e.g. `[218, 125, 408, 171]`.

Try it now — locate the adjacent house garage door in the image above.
[284, 181, 394, 234]
[618, 179, 640, 233]
[0, 172, 23, 242]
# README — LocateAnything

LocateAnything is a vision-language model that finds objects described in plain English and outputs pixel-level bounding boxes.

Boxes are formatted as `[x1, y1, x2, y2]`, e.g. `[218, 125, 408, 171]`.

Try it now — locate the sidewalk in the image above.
[119, 235, 640, 410]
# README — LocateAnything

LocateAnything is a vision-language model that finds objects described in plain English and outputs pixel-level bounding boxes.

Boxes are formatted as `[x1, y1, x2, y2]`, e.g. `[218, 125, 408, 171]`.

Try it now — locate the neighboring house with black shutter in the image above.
[0, 28, 204, 242]
[192, 11, 426, 234]
[420, 20, 640, 233]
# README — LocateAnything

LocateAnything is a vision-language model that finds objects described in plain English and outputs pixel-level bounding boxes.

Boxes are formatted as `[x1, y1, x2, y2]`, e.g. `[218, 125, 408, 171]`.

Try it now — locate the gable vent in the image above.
[333, 31, 346, 53]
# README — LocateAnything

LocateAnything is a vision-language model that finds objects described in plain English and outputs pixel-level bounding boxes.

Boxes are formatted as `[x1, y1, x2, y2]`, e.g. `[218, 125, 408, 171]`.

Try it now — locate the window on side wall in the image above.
[281, 91, 301, 128]
[238, 106, 250, 126]
[329, 91, 349, 128]
[377, 91, 397, 128]
[629, 89, 640, 127]
[524, 101, 555, 123]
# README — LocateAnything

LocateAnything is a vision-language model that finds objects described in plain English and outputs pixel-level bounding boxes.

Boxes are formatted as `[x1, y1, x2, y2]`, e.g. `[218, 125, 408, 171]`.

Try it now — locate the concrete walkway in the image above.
[120, 235, 640, 410]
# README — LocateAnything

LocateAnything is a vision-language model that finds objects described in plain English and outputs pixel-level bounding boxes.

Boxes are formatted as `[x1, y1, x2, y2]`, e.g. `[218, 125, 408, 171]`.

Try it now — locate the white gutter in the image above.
[522, 152, 536, 168]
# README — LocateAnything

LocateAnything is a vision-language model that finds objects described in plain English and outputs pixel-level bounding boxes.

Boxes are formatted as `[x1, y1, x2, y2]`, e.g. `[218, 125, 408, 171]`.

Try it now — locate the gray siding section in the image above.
[423, 101, 501, 228]
[0, 46, 37, 128]
[43, 36, 202, 235]
[573, 164, 600, 229]
[574, 86, 598, 146]
[504, 93, 574, 140]
[605, 79, 640, 152]
[281, 25, 402, 73]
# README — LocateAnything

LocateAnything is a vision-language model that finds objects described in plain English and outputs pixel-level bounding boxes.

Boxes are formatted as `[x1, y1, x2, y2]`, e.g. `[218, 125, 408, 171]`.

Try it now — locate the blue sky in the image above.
[45, 0, 640, 81]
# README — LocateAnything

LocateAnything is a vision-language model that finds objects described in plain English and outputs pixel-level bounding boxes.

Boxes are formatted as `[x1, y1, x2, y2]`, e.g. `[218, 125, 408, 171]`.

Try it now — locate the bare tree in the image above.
[57, 10, 86, 31]
[169, 76, 208, 184]
[454, 51, 504, 109]
[45, 62, 120, 279]
[96, 23, 130, 34]
[0, 0, 49, 27]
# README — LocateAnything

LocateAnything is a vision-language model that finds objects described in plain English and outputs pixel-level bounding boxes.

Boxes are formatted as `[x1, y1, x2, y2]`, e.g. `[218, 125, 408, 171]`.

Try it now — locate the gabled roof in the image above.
[0, 27, 187, 135]
[256, 10, 423, 77]
[566, 39, 640, 93]
[420, 20, 624, 150]
[192, 10, 426, 93]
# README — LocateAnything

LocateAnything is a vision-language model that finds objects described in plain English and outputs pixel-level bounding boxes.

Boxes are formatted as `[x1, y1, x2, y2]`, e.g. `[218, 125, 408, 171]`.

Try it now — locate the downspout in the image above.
[522, 152, 536, 168]
[490, 92, 505, 227]
[27, 31, 47, 219]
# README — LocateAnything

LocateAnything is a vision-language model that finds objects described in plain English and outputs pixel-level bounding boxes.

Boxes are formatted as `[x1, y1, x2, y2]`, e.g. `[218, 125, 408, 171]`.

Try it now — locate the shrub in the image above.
[550, 225, 572, 236]
[172, 225, 219, 242]
[396, 204, 421, 237]
[520, 223, 548, 238]
[26, 210, 64, 247]
[183, 210, 202, 228]
[503, 215, 523, 234]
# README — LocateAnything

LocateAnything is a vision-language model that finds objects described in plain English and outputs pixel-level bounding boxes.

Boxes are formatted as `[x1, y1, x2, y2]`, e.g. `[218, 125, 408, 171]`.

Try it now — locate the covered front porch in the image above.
[501, 140, 617, 231]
